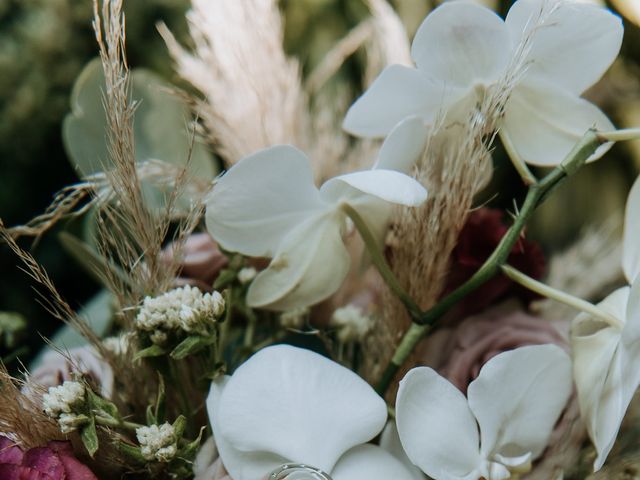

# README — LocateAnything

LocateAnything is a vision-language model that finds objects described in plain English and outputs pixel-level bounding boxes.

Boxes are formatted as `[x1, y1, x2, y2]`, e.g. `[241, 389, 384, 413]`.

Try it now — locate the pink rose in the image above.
[438, 302, 567, 393]
[0, 436, 97, 479]
[161, 233, 228, 291]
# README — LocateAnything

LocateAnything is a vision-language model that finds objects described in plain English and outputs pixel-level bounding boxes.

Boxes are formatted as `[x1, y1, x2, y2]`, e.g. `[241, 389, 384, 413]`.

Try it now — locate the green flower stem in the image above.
[94, 415, 143, 431]
[341, 204, 423, 320]
[597, 128, 640, 143]
[370, 129, 603, 396]
[501, 264, 623, 329]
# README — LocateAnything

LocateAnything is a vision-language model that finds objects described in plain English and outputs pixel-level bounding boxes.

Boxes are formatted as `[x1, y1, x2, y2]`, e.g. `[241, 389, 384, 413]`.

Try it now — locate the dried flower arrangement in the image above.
[2, 0, 640, 479]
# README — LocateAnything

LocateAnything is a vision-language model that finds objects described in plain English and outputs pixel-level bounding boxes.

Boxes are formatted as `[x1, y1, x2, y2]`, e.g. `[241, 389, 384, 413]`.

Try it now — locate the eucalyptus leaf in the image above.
[58, 231, 131, 289]
[63, 58, 216, 181]
[170, 334, 216, 360]
[80, 417, 99, 458]
[134, 344, 168, 361]
[30, 290, 115, 370]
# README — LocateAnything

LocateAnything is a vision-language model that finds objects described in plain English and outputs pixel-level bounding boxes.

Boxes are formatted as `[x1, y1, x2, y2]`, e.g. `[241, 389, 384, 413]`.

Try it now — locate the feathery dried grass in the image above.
[159, 0, 309, 167]
[365, 0, 563, 385]
[0, 365, 60, 448]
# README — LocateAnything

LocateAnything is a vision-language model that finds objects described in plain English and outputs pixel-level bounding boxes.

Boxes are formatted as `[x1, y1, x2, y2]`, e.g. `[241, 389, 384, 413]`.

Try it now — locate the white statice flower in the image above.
[570, 175, 640, 470]
[58, 413, 88, 434]
[237, 267, 257, 285]
[207, 345, 418, 480]
[135, 285, 225, 339]
[330, 305, 373, 343]
[279, 306, 310, 330]
[136, 423, 178, 462]
[344, 0, 622, 168]
[206, 117, 428, 311]
[42, 380, 86, 418]
[395, 345, 572, 480]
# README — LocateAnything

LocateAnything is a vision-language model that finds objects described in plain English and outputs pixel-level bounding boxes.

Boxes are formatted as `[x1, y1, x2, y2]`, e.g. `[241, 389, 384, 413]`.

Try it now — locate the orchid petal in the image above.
[467, 345, 572, 461]
[396, 367, 482, 480]
[374, 116, 429, 174]
[379, 422, 426, 480]
[332, 445, 419, 480]
[623, 175, 640, 283]
[246, 212, 350, 310]
[500, 80, 614, 166]
[205, 145, 326, 258]
[570, 287, 629, 470]
[506, 0, 623, 94]
[206, 377, 287, 480]
[321, 170, 427, 207]
[411, 2, 511, 87]
[216, 345, 387, 475]
[343, 65, 445, 138]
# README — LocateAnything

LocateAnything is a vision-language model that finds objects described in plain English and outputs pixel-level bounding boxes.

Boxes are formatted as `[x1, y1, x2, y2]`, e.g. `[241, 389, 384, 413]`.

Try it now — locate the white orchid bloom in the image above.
[206, 117, 428, 311]
[395, 345, 572, 480]
[206, 345, 418, 480]
[570, 174, 640, 470]
[343, 0, 622, 168]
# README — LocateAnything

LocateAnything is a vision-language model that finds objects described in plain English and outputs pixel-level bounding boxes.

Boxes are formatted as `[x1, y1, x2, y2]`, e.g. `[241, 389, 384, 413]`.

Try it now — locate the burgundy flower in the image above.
[438, 302, 567, 393]
[161, 233, 228, 291]
[0, 436, 97, 480]
[442, 208, 546, 316]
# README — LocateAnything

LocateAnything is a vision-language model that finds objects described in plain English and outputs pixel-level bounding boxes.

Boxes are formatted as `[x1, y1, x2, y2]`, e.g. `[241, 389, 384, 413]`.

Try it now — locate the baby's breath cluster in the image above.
[135, 286, 225, 343]
[330, 305, 372, 343]
[42, 380, 87, 433]
[136, 423, 178, 462]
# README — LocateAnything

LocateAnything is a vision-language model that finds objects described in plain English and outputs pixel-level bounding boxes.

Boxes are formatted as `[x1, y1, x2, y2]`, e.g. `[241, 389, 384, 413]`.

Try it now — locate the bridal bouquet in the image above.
[2, 0, 640, 479]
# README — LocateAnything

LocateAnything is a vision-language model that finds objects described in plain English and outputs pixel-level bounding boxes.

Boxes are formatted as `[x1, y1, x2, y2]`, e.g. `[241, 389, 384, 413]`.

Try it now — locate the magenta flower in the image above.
[0, 436, 97, 480]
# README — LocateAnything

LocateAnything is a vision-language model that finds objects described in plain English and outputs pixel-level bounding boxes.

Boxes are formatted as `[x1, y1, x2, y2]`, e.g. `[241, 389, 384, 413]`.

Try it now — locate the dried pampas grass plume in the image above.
[159, 0, 310, 166]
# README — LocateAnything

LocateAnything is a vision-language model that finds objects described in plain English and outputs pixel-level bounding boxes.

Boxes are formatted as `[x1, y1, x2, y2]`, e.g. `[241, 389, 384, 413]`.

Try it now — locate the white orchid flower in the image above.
[395, 345, 572, 480]
[205, 117, 428, 311]
[570, 174, 640, 470]
[343, 0, 622, 168]
[206, 345, 418, 480]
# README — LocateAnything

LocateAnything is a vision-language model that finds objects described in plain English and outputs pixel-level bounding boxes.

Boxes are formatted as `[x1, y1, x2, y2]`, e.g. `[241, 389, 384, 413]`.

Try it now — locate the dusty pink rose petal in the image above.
[438, 302, 567, 393]
[161, 233, 228, 291]
[27, 347, 114, 399]
[0, 436, 24, 465]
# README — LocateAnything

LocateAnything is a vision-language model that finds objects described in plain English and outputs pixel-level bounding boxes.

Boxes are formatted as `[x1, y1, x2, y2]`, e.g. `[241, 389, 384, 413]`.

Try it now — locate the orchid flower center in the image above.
[268, 464, 333, 480]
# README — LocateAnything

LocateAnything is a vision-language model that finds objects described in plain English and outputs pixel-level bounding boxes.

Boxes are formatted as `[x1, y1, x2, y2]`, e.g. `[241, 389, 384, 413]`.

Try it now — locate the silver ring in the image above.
[268, 463, 333, 480]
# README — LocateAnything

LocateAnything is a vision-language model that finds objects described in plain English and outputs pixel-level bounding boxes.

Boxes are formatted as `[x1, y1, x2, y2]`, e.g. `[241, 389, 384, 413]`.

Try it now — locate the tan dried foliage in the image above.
[0, 365, 60, 448]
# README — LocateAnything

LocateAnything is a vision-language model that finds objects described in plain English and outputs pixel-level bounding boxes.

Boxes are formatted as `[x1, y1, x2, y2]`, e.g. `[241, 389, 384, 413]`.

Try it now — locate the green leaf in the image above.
[117, 441, 146, 464]
[172, 415, 187, 439]
[213, 269, 237, 290]
[170, 334, 216, 360]
[179, 426, 205, 461]
[146, 405, 156, 426]
[80, 418, 99, 458]
[58, 232, 131, 289]
[30, 289, 114, 370]
[62, 58, 217, 206]
[0, 311, 27, 349]
[87, 388, 119, 419]
[133, 344, 167, 361]
[154, 373, 166, 423]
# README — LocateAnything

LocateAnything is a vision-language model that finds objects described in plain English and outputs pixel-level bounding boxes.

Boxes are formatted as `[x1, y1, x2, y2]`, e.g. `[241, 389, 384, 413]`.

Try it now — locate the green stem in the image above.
[374, 129, 603, 395]
[94, 415, 143, 431]
[342, 204, 422, 320]
[501, 265, 623, 329]
[597, 128, 640, 143]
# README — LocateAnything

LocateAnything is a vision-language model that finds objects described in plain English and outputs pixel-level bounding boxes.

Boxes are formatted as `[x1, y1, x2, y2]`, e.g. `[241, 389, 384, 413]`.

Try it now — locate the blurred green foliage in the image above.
[1, 0, 639, 365]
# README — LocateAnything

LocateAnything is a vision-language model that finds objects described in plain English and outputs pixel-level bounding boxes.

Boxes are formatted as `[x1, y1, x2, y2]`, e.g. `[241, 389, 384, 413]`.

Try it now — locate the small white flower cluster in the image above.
[136, 423, 178, 462]
[279, 307, 309, 330]
[135, 286, 225, 343]
[42, 381, 86, 433]
[330, 305, 372, 343]
[237, 267, 257, 285]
